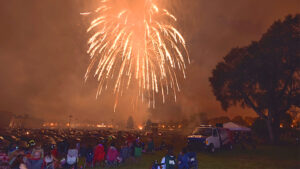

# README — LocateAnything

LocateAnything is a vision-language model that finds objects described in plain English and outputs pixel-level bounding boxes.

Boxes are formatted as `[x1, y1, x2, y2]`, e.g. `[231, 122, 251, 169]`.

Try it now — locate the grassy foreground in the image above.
[90, 145, 299, 169]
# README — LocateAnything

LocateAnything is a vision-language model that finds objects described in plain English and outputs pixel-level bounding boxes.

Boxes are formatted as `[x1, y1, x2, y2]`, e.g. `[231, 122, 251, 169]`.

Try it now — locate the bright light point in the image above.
[138, 125, 143, 130]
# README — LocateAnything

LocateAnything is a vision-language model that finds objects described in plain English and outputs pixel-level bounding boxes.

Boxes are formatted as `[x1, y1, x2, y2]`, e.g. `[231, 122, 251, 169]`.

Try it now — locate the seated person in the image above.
[43, 150, 57, 169]
[27, 149, 43, 169]
[65, 145, 78, 169]
[0, 149, 10, 169]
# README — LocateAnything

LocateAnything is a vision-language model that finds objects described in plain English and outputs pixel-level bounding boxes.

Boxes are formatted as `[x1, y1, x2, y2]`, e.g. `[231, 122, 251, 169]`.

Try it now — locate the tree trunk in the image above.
[266, 114, 274, 143]
[272, 115, 281, 143]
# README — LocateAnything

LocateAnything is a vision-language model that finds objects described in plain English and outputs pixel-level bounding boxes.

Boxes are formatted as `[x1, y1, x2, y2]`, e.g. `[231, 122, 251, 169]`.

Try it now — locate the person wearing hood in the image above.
[93, 143, 105, 167]
[177, 147, 189, 169]
[106, 142, 119, 166]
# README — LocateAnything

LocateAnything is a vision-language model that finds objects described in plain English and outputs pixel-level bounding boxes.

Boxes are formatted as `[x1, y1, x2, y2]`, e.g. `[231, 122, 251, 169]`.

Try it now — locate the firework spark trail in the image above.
[82, 0, 189, 111]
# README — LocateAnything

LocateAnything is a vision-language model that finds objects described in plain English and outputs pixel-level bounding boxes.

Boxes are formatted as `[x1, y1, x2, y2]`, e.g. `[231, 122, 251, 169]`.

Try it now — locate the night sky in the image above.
[0, 0, 299, 123]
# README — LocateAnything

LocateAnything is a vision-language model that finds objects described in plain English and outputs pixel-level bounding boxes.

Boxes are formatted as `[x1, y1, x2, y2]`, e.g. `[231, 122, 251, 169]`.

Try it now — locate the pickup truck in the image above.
[187, 125, 233, 152]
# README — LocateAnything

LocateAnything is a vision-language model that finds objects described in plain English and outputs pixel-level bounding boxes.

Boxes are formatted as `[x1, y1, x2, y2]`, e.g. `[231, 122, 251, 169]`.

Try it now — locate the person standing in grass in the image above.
[93, 143, 105, 167]
[106, 142, 119, 166]
[177, 147, 189, 169]
[146, 137, 155, 153]
[84, 145, 93, 168]
[187, 147, 197, 169]
[160, 147, 176, 169]
[119, 142, 129, 163]
[134, 139, 142, 159]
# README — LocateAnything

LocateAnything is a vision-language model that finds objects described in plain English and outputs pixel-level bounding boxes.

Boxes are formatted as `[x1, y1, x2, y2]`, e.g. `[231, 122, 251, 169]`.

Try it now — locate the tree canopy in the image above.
[209, 14, 300, 142]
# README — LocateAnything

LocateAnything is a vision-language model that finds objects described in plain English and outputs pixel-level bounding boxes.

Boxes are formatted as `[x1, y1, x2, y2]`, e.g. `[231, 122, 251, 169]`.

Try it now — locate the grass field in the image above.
[91, 145, 299, 169]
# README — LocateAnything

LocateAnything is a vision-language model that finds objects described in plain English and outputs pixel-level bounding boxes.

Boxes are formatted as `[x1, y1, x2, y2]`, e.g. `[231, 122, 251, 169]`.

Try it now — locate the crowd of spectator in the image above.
[0, 128, 200, 169]
[0, 129, 156, 169]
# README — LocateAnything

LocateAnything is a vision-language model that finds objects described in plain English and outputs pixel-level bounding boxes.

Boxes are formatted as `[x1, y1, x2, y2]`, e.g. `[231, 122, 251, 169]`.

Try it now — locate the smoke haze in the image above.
[0, 0, 299, 123]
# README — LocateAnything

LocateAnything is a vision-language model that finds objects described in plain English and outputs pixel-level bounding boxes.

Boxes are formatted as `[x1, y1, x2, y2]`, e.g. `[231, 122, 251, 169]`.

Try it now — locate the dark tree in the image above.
[280, 113, 292, 128]
[208, 116, 231, 125]
[180, 118, 189, 129]
[198, 112, 209, 124]
[210, 14, 300, 142]
[127, 116, 134, 129]
[251, 118, 269, 139]
[189, 112, 209, 124]
[145, 119, 152, 130]
[244, 116, 256, 126]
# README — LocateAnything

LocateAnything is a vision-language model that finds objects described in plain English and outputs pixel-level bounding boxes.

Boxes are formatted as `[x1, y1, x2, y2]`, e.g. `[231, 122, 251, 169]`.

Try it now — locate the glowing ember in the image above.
[82, 0, 189, 110]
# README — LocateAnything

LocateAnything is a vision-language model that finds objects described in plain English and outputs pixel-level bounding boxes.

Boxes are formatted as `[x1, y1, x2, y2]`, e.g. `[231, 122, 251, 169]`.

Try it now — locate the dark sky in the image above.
[0, 0, 299, 123]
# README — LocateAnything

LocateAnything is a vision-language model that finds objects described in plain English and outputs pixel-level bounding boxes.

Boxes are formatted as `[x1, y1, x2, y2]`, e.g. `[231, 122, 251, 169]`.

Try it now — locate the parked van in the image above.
[187, 125, 233, 152]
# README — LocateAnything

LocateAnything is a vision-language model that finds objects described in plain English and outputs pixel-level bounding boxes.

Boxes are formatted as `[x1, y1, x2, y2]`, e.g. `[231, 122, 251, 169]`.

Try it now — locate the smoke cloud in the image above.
[0, 0, 299, 123]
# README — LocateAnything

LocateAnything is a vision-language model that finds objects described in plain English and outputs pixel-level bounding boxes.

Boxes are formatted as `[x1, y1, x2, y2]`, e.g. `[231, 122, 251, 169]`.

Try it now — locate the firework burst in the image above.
[82, 0, 189, 110]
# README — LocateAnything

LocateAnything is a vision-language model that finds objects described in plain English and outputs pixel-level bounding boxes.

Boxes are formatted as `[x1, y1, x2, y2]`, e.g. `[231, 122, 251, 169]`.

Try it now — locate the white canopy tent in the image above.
[223, 122, 251, 131]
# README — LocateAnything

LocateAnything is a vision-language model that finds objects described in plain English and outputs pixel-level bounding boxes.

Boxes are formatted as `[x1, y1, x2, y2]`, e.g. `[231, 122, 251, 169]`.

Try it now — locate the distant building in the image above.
[8, 114, 44, 129]
[9, 115, 23, 128]
[145, 122, 182, 133]
[145, 122, 158, 133]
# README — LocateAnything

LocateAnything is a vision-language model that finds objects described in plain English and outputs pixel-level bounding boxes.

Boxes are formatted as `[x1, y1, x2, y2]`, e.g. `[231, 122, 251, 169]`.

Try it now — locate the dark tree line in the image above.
[210, 14, 300, 142]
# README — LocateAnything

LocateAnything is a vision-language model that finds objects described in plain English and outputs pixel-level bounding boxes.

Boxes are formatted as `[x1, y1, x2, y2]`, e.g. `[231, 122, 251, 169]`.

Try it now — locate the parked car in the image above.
[187, 125, 233, 152]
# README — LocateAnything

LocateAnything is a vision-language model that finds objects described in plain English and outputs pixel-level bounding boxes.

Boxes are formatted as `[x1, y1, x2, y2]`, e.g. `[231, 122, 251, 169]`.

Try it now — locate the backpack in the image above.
[188, 152, 197, 168]
[165, 155, 176, 169]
